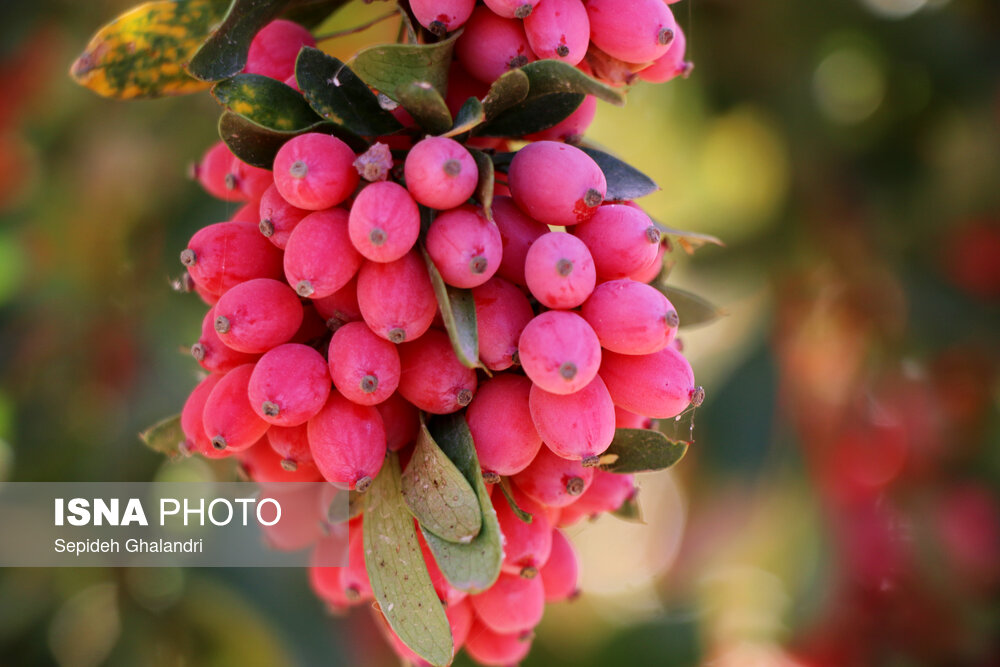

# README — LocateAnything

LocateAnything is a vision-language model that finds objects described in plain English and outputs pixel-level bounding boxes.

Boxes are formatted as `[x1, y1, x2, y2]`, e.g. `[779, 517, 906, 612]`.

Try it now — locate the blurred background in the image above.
[1, 0, 998, 665]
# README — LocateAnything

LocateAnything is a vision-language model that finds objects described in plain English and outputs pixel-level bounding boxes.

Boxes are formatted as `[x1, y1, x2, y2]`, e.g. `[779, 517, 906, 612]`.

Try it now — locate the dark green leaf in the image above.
[212, 73, 319, 131]
[421, 414, 503, 593]
[396, 81, 452, 135]
[490, 152, 516, 172]
[656, 285, 725, 329]
[188, 0, 295, 82]
[468, 148, 495, 220]
[521, 59, 626, 106]
[478, 93, 584, 137]
[578, 146, 660, 201]
[218, 110, 364, 169]
[611, 493, 644, 523]
[420, 247, 481, 370]
[482, 68, 529, 120]
[401, 420, 482, 543]
[653, 221, 725, 255]
[349, 31, 460, 102]
[442, 97, 485, 137]
[364, 453, 453, 667]
[600, 428, 689, 474]
[139, 414, 185, 457]
[498, 477, 533, 523]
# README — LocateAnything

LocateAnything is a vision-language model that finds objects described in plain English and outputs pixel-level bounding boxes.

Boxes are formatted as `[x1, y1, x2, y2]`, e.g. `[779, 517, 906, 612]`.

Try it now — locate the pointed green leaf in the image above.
[482, 68, 529, 120]
[578, 146, 659, 201]
[397, 81, 453, 135]
[139, 414, 185, 457]
[653, 221, 725, 255]
[364, 453, 453, 667]
[295, 47, 404, 136]
[478, 93, 584, 137]
[421, 414, 503, 593]
[212, 73, 319, 131]
[521, 59, 626, 106]
[218, 110, 364, 169]
[612, 493, 644, 523]
[468, 148, 495, 220]
[656, 285, 725, 329]
[421, 246, 481, 370]
[498, 478, 533, 524]
[402, 420, 482, 542]
[349, 31, 460, 103]
[442, 97, 485, 137]
[600, 428, 689, 474]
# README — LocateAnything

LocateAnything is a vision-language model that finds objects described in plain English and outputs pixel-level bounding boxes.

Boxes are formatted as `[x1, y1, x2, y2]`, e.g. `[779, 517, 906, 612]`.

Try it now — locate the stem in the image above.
[313, 9, 401, 41]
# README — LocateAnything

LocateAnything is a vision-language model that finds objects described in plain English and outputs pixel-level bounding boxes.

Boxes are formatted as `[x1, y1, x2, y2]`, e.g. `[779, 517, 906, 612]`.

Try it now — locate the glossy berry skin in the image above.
[356, 251, 437, 344]
[518, 311, 602, 395]
[628, 237, 666, 283]
[463, 620, 533, 666]
[192, 305, 259, 373]
[484, 0, 541, 19]
[472, 277, 534, 371]
[311, 275, 361, 330]
[228, 156, 272, 201]
[524, 231, 597, 309]
[509, 141, 607, 226]
[244, 19, 316, 80]
[181, 373, 228, 459]
[195, 141, 243, 202]
[492, 196, 548, 286]
[524, 95, 597, 144]
[308, 391, 386, 490]
[639, 23, 690, 83]
[248, 343, 331, 426]
[283, 208, 361, 298]
[214, 278, 303, 353]
[575, 205, 661, 279]
[600, 346, 698, 418]
[182, 221, 283, 295]
[497, 486, 552, 577]
[376, 392, 420, 452]
[456, 7, 535, 84]
[239, 438, 322, 483]
[347, 181, 420, 262]
[466, 374, 542, 476]
[266, 423, 313, 466]
[559, 469, 635, 525]
[273, 133, 358, 210]
[397, 329, 478, 414]
[328, 321, 400, 406]
[404, 136, 478, 210]
[426, 207, 503, 288]
[470, 571, 545, 634]
[581, 279, 678, 354]
[513, 446, 595, 508]
[586, 0, 678, 64]
[529, 375, 616, 462]
[410, 0, 475, 34]
[523, 0, 589, 65]
[540, 528, 580, 602]
[258, 183, 308, 249]
[203, 364, 271, 452]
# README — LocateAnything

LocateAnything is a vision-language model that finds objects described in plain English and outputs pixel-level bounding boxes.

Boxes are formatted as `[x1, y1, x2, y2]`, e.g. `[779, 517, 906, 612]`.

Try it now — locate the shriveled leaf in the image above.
[442, 97, 485, 137]
[70, 0, 227, 99]
[654, 221, 724, 255]
[421, 414, 503, 593]
[656, 284, 725, 329]
[612, 493, 644, 523]
[397, 81, 452, 135]
[139, 414, 185, 457]
[402, 420, 482, 542]
[468, 148, 495, 220]
[188, 0, 294, 81]
[482, 68, 529, 120]
[421, 247, 481, 370]
[600, 428, 689, 474]
[578, 146, 659, 201]
[212, 73, 319, 131]
[521, 59, 625, 106]
[218, 110, 364, 169]
[479, 93, 584, 137]
[349, 31, 460, 103]
[364, 453, 453, 667]
[295, 47, 403, 136]
[498, 478, 532, 524]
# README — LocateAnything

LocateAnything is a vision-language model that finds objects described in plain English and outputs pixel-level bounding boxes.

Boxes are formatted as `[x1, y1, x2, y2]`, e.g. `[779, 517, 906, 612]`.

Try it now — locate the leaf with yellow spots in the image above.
[70, 0, 228, 100]
[212, 74, 320, 132]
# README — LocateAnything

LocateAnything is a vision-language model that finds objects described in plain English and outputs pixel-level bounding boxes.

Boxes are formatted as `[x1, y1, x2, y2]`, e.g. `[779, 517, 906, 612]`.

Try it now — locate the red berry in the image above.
[203, 363, 271, 452]
[273, 133, 358, 210]
[446, 598, 474, 651]
[627, 236, 666, 283]
[181, 373, 229, 459]
[356, 251, 437, 343]
[581, 279, 678, 354]
[308, 391, 386, 490]
[444, 60, 490, 117]
[529, 375, 615, 463]
[466, 374, 542, 476]
[376, 392, 420, 452]
[348, 181, 420, 262]
[289, 303, 329, 345]
[229, 200, 262, 223]
[523, 0, 589, 64]
[194, 141, 243, 202]
[328, 321, 401, 406]
[509, 141, 607, 226]
[484, 0, 541, 19]
[614, 405, 653, 429]
[426, 207, 503, 288]
[463, 620, 533, 666]
[266, 423, 313, 466]
[513, 446, 595, 507]
[309, 530, 355, 609]
[560, 469, 635, 525]
[518, 311, 602, 395]
[244, 19, 316, 81]
[524, 231, 597, 309]
[258, 183, 308, 249]
[340, 519, 374, 602]
[238, 437, 322, 482]
[586, 0, 678, 64]
[472, 277, 534, 371]
[411, 0, 475, 34]
[229, 155, 272, 200]
[283, 207, 361, 298]
[539, 528, 580, 602]
[182, 221, 283, 295]
[248, 343, 331, 426]
[639, 22, 690, 83]
[497, 486, 553, 577]
[418, 529, 470, 607]
[470, 571, 544, 634]
[573, 204, 661, 279]
[311, 275, 361, 330]
[600, 346, 700, 418]
[191, 305, 260, 373]
[492, 195, 548, 286]
[214, 278, 304, 353]
[456, 7, 535, 84]
[404, 136, 478, 210]
[524, 95, 597, 143]
[397, 329, 478, 414]
[261, 485, 326, 551]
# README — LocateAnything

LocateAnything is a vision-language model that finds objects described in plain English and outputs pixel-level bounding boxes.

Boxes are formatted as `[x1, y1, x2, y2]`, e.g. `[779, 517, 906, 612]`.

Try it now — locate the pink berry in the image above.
[261, 485, 326, 551]
[471, 571, 544, 634]
[472, 277, 534, 371]
[181, 221, 283, 295]
[524, 95, 597, 144]
[463, 620, 533, 666]
[203, 363, 271, 452]
[214, 278, 304, 353]
[614, 405, 653, 429]
[244, 19, 316, 81]
[311, 275, 361, 330]
[466, 374, 542, 476]
[484, 0, 541, 19]
[514, 446, 595, 507]
[600, 346, 702, 418]
[289, 303, 329, 345]
[340, 520, 374, 601]
[181, 373, 229, 459]
[194, 141, 243, 201]
[248, 343, 331, 426]
[497, 486, 553, 577]
[524, 231, 597, 309]
[581, 278, 678, 354]
[404, 137, 478, 210]
[444, 60, 490, 117]
[446, 598, 474, 651]
[266, 423, 313, 467]
[523, 0, 589, 64]
[191, 305, 260, 373]
[356, 251, 437, 343]
[456, 7, 536, 84]
[283, 207, 361, 298]
[586, 0, 678, 64]
[229, 200, 261, 223]
[492, 195, 548, 286]
[348, 181, 420, 262]
[426, 207, 503, 288]
[639, 22, 690, 83]
[539, 528, 580, 602]
[628, 237, 667, 283]
[258, 183, 309, 248]
[560, 469, 635, 525]
[229, 155, 272, 200]
[308, 391, 386, 490]
[239, 437, 322, 482]
[376, 392, 420, 452]
[518, 311, 602, 395]
[273, 133, 358, 210]
[309, 530, 354, 607]
[529, 375, 615, 463]
[573, 204, 661, 279]
[410, 0, 475, 34]
[328, 321, 400, 406]
[508, 141, 607, 226]
[397, 329, 478, 414]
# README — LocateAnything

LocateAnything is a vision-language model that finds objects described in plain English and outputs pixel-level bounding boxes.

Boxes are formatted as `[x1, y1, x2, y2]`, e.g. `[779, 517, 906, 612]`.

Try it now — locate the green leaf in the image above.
[482, 68, 529, 120]
[611, 493, 644, 523]
[653, 221, 725, 255]
[218, 110, 364, 169]
[364, 453, 453, 667]
[349, 31, 460, 103]
[421, 414, 503, 593]
[497, 478, 533, 524]
[599, 428, 689, 474]
[421, 246, 482, 370]
[520, 59, 626, 107]
[396, 81, 452, 135]
[70, 0, 228, 99]
[212, 73, 319, 131]
[442, 97, 485, 137]
[468, 148, 495, 220]
[656, 285, 725, 329]
[139, 414, 185, 457]
[295, 47, 404, 136]
[402, 420, 482, 542]
[578, 146, 660, 201]
[479, 93, 585, 137]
